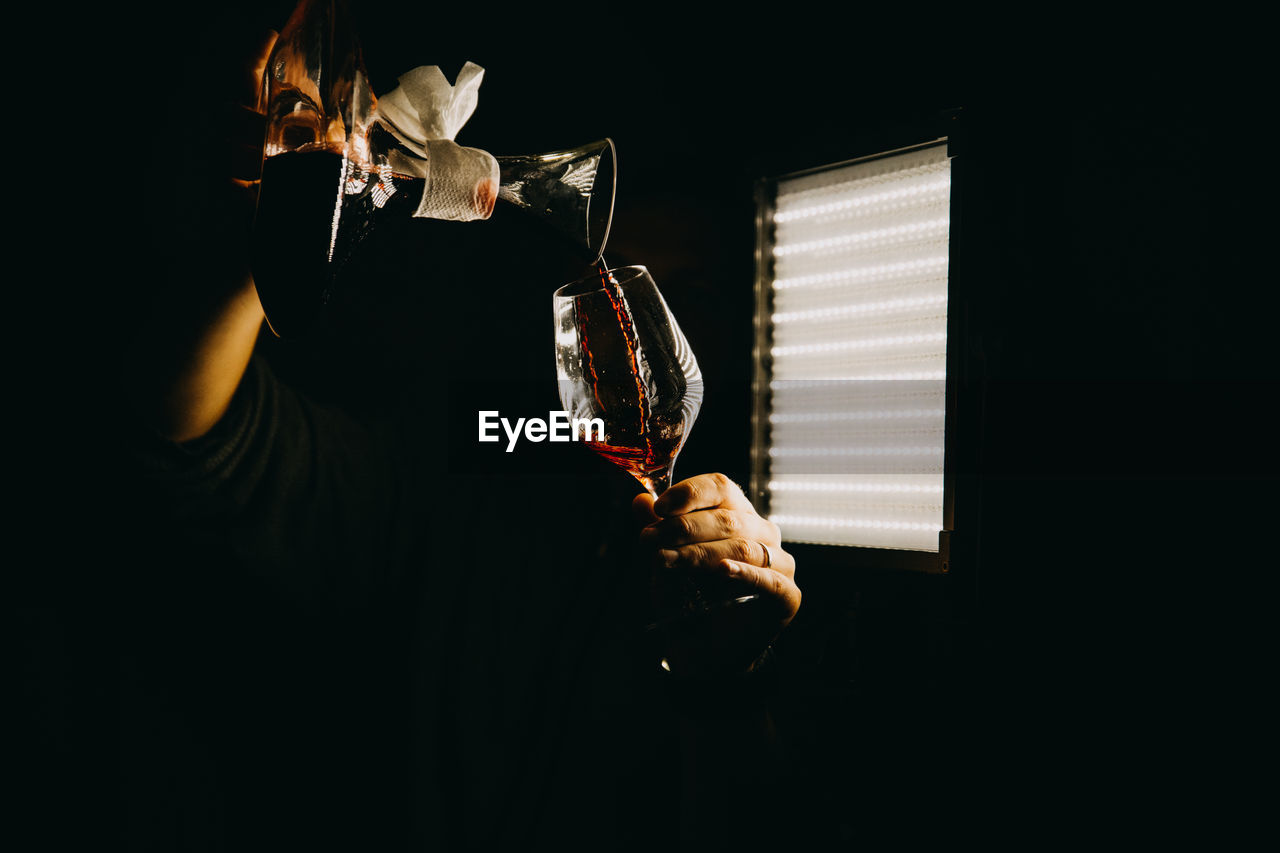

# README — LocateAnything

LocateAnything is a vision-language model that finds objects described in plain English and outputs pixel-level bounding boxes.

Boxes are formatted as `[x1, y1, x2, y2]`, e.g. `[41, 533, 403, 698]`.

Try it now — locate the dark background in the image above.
[28, 1, 1274, 848]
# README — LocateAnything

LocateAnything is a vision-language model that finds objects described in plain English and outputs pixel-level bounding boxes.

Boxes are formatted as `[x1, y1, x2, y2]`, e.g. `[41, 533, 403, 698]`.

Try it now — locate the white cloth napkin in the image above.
[373, 62, 499, 221]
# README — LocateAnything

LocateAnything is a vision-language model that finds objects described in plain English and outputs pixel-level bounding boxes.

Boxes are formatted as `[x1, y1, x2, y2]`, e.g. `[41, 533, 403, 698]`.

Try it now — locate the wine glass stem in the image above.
[643, 464, 675, 499]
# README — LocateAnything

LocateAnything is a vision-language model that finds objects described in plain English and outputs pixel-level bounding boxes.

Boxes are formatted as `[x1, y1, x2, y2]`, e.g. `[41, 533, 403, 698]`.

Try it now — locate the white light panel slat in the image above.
[764, 144, 950, 551]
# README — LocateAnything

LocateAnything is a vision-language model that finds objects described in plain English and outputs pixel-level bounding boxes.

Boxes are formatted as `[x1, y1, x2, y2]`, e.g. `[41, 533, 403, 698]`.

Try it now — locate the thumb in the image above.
[631, 492, 660, 526]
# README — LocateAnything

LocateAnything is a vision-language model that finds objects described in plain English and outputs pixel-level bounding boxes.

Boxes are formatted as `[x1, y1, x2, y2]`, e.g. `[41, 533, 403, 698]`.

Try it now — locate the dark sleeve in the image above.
[128, 354, 420, 607]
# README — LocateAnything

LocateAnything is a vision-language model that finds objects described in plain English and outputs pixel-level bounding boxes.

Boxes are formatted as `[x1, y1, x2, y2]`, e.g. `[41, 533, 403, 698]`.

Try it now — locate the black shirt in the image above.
[115, 351, 734, 850]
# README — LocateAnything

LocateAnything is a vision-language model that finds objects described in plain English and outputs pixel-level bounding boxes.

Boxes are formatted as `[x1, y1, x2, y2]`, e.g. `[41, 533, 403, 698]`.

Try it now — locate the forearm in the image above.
[125, 29, 277, 445]
[129, 273, 264, 443]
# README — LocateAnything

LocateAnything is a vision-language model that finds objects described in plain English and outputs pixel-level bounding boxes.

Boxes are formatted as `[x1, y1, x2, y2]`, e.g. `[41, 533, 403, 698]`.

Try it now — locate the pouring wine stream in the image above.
[591, 258, 669, 497]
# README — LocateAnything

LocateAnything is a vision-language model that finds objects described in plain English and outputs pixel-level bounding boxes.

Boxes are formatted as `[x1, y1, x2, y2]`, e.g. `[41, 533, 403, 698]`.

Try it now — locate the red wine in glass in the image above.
[554, 264, 703, 497]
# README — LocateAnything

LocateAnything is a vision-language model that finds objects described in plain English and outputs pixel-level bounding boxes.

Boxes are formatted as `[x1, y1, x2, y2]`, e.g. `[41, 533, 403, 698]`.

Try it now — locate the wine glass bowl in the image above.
[553, 266, 703, 496]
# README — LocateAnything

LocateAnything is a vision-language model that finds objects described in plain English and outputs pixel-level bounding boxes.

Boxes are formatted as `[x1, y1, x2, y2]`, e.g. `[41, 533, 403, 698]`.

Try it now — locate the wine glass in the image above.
[555, 266, 759, 626]
[553, 265, 702, 498]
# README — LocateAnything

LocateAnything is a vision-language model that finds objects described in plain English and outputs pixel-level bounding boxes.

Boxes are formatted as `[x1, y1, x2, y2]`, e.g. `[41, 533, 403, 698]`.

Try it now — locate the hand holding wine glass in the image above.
[553, 266, 799, 674]
[633, 474, 800, 676]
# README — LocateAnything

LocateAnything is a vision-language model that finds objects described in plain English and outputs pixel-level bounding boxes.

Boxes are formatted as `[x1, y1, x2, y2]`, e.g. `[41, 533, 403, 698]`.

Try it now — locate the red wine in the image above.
[584, 416, 687, 495]
[598, 262, 650, 435]
[577, 261, 690, 494]
[251, 147, 347, 339]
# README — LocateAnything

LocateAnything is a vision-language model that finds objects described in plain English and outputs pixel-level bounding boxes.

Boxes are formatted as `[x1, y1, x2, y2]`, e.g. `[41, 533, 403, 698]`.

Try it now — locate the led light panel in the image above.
[762, 144, 951, 551]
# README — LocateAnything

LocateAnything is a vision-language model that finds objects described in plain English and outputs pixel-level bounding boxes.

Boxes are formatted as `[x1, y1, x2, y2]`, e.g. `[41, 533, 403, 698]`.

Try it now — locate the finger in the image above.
[657, 537, 793, 576]
[641, 507, 779, 549]
[653, 473, 754, 517]
[243, 29, 278, 108]
[632, 492, 660, 526]
[721, 560, 801, 623]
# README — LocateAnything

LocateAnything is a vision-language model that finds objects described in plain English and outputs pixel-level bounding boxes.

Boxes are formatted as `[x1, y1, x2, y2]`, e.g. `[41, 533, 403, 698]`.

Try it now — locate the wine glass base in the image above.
[642, 593, 762, 633]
